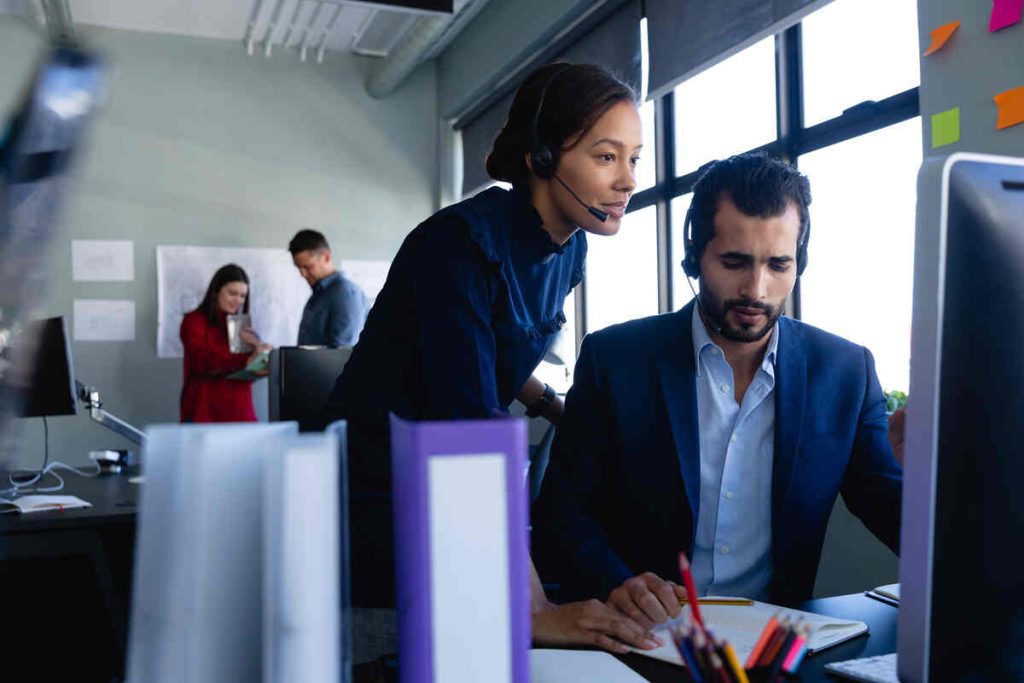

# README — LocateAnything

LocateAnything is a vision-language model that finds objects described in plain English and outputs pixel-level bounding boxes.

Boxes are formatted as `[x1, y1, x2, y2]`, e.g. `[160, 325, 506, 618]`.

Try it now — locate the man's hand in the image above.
[888, 407, 906, 466]
[606, 572, 687, 630]
[532, 599, 660, 654]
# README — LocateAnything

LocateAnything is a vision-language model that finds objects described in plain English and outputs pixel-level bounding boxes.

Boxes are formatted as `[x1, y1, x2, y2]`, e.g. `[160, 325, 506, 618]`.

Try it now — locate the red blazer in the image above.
[179, 309, 257, 423]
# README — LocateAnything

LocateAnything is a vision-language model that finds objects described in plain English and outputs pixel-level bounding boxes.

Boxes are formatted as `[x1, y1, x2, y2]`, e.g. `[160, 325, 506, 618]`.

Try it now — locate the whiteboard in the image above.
[157, 246, 391, 359]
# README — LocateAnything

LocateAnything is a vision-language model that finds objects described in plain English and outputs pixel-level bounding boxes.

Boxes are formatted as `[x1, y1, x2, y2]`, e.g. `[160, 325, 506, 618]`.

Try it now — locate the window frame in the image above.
[582, 21, 921, 328]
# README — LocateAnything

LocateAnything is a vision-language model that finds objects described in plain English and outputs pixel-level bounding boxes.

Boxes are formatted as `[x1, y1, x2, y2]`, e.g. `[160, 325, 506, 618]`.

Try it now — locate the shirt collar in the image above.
[510, 183, 573, 257]
[691, 304, 780, 377]
[313, 270, 342, 292]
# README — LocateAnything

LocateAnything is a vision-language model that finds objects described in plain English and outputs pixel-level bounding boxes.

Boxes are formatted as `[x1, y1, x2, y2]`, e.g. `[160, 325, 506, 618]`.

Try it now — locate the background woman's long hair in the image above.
[194, 263, 250, 325]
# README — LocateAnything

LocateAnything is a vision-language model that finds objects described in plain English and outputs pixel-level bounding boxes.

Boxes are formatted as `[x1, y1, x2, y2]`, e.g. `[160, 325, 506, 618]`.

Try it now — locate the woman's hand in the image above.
[532, 599, 660, 654]
[240, 327, 263, 348]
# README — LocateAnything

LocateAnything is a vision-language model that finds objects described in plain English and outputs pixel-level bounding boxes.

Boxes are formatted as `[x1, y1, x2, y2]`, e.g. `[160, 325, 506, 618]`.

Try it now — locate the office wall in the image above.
[0, 18, 437, 469]
[917, 0, 1024, 159]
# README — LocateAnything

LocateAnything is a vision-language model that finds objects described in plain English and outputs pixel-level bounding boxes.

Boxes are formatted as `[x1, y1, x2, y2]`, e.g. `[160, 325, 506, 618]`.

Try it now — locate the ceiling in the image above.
[0, 0, 477, 60]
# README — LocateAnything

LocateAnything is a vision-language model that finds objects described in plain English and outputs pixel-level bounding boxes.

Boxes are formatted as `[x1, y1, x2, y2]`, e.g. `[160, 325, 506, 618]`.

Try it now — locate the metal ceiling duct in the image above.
[365, 0, 488, 99]
[38, 0, 76, 46]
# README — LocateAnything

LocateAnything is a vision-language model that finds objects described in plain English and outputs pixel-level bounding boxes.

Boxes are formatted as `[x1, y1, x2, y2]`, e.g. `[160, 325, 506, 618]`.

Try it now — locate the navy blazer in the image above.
[532, 301, 902, 605]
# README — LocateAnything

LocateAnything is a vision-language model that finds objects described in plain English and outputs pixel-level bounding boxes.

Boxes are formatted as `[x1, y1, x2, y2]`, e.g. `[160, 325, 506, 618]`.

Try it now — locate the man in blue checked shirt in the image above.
[289, 229, 369, 348]
[532, 153, 904, 630]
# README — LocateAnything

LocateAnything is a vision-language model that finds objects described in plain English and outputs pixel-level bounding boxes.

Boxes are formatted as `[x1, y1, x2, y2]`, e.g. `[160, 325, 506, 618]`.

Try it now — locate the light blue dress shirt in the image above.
[690, 306, 778, 599]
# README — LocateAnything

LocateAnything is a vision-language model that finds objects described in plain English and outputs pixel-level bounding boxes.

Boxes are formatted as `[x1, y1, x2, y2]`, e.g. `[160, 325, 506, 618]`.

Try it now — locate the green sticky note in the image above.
[931, 107, 960, 148]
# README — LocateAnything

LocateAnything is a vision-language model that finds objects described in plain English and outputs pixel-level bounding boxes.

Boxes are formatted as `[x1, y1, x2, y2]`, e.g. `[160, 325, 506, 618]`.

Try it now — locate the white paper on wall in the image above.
[156, 246, 309, 359]
[157, 247, 393, 358]
[74, 299, 136, 341]
[339, 259, 391, 302]
[72, 240, 135, 281]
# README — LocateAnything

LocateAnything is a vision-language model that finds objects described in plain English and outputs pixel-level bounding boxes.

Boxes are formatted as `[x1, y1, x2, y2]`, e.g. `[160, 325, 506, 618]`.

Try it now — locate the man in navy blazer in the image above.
[532, 153, 903, 629]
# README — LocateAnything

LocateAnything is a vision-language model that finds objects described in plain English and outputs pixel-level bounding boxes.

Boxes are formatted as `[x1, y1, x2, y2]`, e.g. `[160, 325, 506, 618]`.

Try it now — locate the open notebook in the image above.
[634, 598, 868, 667]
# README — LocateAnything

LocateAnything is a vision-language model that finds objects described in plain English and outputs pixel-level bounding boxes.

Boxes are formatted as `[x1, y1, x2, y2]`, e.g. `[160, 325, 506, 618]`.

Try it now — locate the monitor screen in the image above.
[269, 346, 352, 432]
[899, 153, 1024, 681]
[20, 316, 77, 418]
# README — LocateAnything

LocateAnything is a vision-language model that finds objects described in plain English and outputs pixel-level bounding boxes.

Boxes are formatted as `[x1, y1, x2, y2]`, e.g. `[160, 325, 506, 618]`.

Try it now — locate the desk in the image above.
[352, 593, 898, 683]
[0, 471, 138, 681]
[618, 593, 898, 682]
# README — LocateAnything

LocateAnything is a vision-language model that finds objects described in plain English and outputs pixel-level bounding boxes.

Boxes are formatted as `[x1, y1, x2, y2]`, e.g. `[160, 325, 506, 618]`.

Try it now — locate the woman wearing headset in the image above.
[330, 62, 659, 654]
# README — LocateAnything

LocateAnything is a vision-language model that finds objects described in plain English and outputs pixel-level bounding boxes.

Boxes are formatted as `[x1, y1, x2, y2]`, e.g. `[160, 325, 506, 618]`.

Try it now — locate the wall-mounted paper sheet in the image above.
[74, 299, 135, 341]
[995, 86, 1024, 130]
[990, 0, 1022, 32]
[339, 259, 390, 302]
[157, 246, 392, 358]
[72, 240, 134, 282]
[923, 21, 960, 56]
[157, 246, 307, 359]
[931, 107, 961, 148]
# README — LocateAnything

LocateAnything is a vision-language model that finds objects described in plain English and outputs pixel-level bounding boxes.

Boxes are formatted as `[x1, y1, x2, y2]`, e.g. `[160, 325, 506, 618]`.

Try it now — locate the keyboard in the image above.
[825, 653, 898, 682]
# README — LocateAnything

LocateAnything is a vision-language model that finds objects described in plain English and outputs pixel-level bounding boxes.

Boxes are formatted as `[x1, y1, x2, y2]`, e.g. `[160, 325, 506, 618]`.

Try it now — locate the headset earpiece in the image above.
[529, 64, 571, 181]
[529, 142, 556, 180]
[681, 203, 701, 279]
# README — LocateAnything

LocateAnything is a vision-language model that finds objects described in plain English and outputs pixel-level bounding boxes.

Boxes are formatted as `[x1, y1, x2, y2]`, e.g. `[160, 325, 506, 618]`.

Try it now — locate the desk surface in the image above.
[0, 470, 139, 534]
[617, 593, 898, 682]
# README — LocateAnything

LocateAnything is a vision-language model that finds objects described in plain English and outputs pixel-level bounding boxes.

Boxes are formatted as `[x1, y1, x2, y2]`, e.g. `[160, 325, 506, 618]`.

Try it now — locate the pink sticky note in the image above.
[990, 0, 1023, 32]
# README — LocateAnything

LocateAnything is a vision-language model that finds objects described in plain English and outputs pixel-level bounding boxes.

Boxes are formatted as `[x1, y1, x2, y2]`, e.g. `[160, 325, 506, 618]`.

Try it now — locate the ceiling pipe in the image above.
[365, 12, 451, 99]
[38, 0, 76, 46]
[243, 0, 267, 55]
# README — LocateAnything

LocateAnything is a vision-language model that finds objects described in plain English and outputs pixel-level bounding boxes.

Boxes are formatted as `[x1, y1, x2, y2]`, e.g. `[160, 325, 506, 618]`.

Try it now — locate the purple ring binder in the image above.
[391, 415, 529, 683]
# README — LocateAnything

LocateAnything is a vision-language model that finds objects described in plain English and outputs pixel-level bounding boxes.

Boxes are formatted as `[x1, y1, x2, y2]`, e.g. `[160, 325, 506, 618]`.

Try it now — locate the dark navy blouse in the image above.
[329, 185, 586, 452]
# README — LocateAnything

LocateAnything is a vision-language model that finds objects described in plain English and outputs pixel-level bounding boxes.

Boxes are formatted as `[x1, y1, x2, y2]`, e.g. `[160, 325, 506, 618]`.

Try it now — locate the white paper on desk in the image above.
[530, 649, 647, 682]
[0, 495, 91, 513]
[635, 599, 868, 667]
[72, 239, 134, 281]
[74, 299, 135, 341]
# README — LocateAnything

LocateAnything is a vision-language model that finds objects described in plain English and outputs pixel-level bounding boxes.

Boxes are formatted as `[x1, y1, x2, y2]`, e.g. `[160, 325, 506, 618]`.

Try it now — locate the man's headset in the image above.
[527, 63, 609, 223]
[680, 185, 811, 279]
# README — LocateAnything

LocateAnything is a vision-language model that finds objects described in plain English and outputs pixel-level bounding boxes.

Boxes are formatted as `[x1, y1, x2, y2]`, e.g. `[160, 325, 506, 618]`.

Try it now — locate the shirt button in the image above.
[725, 490, 734, 500]
[720, 546, 730, 554]
[721, 384, 730, 393]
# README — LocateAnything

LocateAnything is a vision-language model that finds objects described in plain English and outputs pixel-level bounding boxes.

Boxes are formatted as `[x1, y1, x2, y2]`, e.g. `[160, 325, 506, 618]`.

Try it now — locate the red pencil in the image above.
[679, 552, 705, 630]
[743, 613, 779, 669]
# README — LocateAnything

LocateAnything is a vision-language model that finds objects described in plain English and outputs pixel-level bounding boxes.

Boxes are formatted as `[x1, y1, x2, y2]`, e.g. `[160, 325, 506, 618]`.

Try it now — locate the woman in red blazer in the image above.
[179, 264, 271, 422]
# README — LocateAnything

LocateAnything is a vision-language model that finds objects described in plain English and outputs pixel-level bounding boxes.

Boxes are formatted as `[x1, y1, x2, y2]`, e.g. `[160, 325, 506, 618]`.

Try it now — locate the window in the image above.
[634, 100, 657, 192]
[584, 205, 659, 333]
[670, 193, 695, 311]
[533, 289, 577, 393]
[797, 117, 922, 392]
[673, 37, 777, 177]
[801, 0, 920, 127]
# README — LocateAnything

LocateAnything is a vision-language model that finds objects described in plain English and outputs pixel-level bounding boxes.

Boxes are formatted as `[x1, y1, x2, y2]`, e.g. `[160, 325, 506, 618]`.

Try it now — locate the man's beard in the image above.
[700, 288, 784, 343]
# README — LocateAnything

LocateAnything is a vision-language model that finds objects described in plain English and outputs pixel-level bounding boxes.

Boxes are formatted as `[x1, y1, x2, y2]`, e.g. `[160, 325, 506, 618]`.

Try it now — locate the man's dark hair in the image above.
[687, 152, 812, 269]
[288, 229, 331, 256]
[485, 62, 638, 184]
[195, 263, 250, 325]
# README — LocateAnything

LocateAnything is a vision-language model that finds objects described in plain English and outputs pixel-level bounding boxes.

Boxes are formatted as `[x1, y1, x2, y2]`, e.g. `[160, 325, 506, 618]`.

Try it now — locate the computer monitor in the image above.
[20, 316, 77, 418]
[899, 153, 1024, 682]
[268, 346, 352, 432]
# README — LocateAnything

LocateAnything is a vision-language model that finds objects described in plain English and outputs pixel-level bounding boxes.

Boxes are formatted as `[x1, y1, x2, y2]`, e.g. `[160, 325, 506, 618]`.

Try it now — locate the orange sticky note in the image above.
[995, 86, 1024, 130]
[923, 21, 960, 56]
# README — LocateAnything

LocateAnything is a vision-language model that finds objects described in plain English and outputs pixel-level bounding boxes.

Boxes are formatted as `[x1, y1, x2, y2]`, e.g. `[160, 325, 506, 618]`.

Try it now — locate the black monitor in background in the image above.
[899, 153, 1024, 682]
[268, 346, 352, 432]
[20, 316, 77, 418]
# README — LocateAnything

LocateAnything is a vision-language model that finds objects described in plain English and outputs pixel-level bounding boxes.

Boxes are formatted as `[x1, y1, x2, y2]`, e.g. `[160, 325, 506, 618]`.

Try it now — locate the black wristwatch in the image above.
[525, 383, 556, 418]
